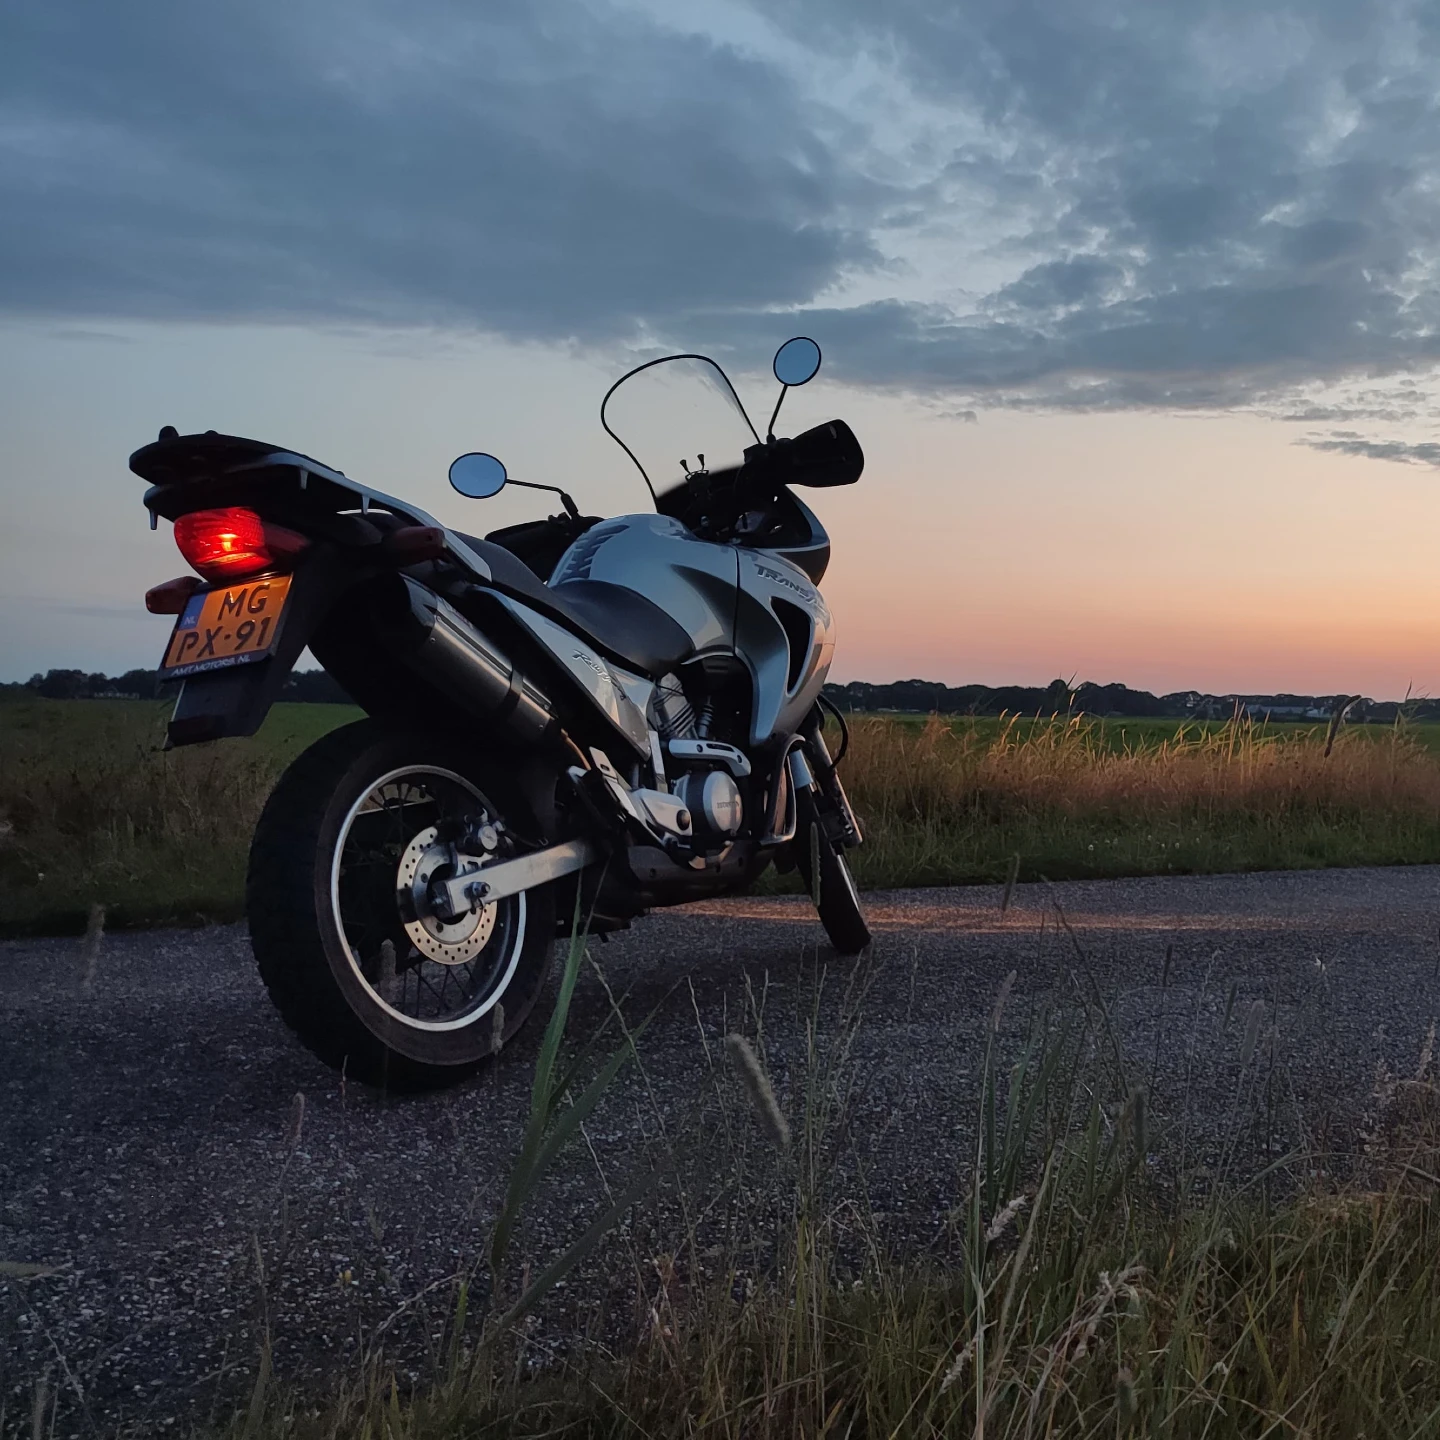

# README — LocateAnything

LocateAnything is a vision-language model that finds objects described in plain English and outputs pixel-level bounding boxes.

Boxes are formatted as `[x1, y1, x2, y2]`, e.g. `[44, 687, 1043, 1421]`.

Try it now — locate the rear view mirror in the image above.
[448, 452, 508, 499]
[773, 337, 822, 387]
[766, 337, 823, 438]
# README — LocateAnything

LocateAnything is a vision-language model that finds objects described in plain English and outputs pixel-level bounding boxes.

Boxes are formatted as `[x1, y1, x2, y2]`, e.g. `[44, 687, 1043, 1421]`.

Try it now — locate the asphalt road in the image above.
[4, 866, 1440, 1435]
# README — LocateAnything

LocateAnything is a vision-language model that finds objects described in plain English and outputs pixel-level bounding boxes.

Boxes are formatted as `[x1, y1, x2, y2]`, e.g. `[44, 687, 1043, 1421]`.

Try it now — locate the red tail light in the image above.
[173, 507, 310, 582]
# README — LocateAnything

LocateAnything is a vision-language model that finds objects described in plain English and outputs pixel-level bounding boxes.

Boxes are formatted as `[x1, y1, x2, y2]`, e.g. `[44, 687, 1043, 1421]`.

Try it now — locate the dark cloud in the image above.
[1299, 432, 1440, 466]
[991, 256, 1125, 314]
[3, 0, 1439, 435]
[749, 0, 1440, 415]
[0, 0, 880, 338]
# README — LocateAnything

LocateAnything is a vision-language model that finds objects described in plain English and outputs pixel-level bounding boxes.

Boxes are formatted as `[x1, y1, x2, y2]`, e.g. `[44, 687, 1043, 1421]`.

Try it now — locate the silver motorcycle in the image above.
[136, 337, 868, 1088]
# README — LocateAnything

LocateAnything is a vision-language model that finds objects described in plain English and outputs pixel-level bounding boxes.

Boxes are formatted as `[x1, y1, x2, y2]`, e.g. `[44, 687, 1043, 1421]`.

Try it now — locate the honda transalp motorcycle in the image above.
[137, 338, 868, 1088]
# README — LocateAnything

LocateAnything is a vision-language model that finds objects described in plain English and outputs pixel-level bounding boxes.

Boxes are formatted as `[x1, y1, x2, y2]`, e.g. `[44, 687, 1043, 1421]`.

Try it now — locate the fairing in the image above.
[551, 513, 835, 749]
[736, 550, 836, 744]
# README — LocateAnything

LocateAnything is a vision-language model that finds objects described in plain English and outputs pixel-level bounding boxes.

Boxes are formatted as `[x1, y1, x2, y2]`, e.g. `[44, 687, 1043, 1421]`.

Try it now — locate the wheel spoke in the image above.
[455, 958, 479, 1004]
[417, 967, 447, 1011]
[333, 765, 525, 1030]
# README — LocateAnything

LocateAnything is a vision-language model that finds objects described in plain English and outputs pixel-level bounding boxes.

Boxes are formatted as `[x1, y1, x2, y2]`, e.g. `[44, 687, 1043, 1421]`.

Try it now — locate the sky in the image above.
[2, 0, 1439, 696]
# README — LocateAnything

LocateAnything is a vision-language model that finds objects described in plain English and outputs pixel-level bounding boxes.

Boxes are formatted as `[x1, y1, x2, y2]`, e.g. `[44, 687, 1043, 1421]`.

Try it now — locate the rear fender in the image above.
[164, 549, 354, 746]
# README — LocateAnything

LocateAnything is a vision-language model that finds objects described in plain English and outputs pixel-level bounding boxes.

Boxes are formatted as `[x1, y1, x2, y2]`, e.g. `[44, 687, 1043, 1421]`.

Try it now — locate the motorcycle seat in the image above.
[453, 532, 693, 677]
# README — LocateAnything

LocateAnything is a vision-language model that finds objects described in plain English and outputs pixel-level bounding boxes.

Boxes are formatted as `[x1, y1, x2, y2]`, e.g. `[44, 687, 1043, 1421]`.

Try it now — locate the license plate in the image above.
[161, 575, 292, 677]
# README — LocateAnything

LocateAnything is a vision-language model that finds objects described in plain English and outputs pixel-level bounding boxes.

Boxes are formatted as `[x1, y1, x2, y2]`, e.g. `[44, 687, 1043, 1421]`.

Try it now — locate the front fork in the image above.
[797, 713, 862, 849]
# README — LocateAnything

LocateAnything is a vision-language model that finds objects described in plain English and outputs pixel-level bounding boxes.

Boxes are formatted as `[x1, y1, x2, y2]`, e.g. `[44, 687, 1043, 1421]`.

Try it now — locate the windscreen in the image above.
[600, 355, 760, 506]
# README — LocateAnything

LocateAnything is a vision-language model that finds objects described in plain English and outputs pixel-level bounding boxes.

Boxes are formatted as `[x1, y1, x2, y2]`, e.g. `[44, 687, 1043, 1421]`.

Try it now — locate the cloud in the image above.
[1298, 432, 1440, 467]
[0, 0, 881, 339]
[3, 0, 1440, 435]
[748, 0, 1440, 410]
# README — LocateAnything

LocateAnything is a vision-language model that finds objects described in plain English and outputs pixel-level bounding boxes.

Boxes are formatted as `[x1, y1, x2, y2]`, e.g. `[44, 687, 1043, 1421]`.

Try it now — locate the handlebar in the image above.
[741, 418, 864, 490]
[656, 419, 863, 540]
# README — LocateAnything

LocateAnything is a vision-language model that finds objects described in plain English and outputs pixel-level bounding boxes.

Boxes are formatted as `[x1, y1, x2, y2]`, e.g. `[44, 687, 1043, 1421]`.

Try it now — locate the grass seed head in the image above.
[80, 902, 105, 995]
[1416, 1019, 1435, 1082]
[31, 1369, 49, 1440]
[939, 1334, 977, 1393]
[1128, 1085, 1148, 1159]
[287, 1092, 305, 1150]
[1000, 852, 1020, 913]
[1115, 1365, 1137, 1421]
[1240, 999, 1265, 1067]
[990, 969, 1018, 1034]
[984, 1194, 1029, 1245]
[1068, 1265, 1144, 1362]
[725, 1033, 790, 1152]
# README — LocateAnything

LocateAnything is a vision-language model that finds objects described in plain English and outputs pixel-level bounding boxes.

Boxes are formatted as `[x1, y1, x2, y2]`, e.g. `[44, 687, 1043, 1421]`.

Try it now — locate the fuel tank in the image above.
[551, 513, 739, 655]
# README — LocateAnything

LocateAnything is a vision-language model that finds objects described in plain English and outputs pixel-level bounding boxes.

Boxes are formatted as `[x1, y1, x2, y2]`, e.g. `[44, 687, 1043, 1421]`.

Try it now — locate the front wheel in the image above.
[793, 785, 871, 955]
[247, 721, 556, 1090]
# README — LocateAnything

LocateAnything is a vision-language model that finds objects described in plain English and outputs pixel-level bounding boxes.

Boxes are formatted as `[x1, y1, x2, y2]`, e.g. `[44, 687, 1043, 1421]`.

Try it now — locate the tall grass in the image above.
[0, 700, 345, 933]
[840, 711, 1440, 887]
[7, 699, 1440, 932]
[202, 959, 1440, 1439]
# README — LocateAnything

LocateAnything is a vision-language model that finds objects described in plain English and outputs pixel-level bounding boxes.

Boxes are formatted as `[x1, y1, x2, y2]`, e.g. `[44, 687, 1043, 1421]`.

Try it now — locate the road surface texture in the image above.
[4, 866, 1440, 1434]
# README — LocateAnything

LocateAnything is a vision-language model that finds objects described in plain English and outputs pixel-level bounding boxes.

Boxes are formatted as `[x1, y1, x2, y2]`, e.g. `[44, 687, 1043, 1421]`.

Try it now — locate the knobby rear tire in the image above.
[247, 720, 556, 1091]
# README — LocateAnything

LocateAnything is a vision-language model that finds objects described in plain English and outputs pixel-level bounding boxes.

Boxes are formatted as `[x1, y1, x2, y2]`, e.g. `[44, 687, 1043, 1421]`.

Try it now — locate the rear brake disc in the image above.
[396, 826, 497, 965]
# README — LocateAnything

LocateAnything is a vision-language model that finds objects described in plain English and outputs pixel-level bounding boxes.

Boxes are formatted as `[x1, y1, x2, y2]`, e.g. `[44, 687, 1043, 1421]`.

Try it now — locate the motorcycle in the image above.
[136, 337, 869, 1088]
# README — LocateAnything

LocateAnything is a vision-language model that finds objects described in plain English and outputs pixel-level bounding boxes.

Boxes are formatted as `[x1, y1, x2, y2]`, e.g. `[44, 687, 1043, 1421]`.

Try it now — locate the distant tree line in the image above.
[7, 667, 1438, 724]
[822, 678, 1440, 724]
[5, 668, 352, 704]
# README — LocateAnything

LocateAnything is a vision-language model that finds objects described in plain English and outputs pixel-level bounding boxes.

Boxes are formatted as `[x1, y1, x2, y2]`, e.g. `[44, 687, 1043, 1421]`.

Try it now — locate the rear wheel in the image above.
[247, 721, 556, 1090]
[793, 785, 871, 955]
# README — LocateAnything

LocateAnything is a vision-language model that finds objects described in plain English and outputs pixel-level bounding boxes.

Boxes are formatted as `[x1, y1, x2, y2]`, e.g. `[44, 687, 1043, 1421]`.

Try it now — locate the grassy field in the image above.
[879, 708, 1440, 755]
[0, 699, 357, 934]
[6, 698, 1440, 933]
[840, 710, 1440, 889]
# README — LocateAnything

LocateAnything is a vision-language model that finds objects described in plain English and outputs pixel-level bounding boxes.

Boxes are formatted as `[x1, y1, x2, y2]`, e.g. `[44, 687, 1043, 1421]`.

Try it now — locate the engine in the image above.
[650, 672, 697, 740]
[642, 666, 753, 850]
[673, 767, 743, 841]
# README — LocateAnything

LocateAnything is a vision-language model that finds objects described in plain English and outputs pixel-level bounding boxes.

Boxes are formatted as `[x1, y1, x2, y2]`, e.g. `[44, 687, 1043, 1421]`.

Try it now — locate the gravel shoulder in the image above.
[4, 865, 1439, 1433]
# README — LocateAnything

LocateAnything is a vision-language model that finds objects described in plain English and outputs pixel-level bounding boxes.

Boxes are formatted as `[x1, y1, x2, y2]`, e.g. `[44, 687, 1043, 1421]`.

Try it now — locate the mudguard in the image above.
[164, 551, 353, 747]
